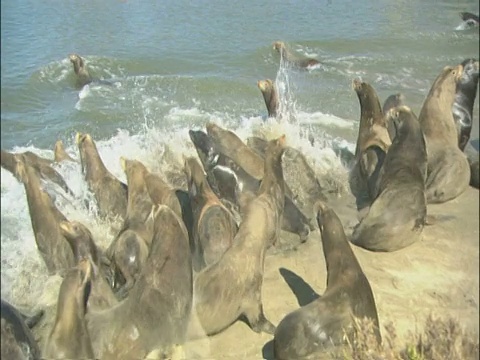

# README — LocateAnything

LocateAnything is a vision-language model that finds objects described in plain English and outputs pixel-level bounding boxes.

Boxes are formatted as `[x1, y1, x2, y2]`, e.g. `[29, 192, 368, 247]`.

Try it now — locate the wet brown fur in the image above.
[258, 79, 279, 118]
[350, 79, 392, 211]
[273, 201, 380, 360]
[87, 205, 192, 360]
[44, 260, 94, 359]
[351, 106, 428, 252]
[76, 132, 128, 221]
[273, 41, 320, 69]
[54, 140, 76, 163]
[59, 220, 118, 311]
[14, 154, 74, 274]
[184, 156, 238, 271]
[69, 53, 92, 88]
[417, 64, 470, 203]
[193, 135, 287, 336]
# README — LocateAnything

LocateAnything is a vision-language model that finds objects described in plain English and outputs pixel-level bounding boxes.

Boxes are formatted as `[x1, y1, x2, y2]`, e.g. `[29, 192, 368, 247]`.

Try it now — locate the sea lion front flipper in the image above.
[23, 309, 45, 329]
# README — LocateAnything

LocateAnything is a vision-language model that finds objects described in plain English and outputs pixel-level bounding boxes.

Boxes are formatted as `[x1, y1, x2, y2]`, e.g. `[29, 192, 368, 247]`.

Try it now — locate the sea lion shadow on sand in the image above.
[278, 268, 320, 307]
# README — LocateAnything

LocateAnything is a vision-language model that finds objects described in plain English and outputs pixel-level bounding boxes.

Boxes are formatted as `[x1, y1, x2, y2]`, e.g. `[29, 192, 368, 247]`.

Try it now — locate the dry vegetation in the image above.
[336, 316, 479, 360]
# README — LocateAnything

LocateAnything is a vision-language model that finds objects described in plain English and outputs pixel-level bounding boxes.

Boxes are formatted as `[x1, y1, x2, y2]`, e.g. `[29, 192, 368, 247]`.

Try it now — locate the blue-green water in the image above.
[0, 0, 478, 331]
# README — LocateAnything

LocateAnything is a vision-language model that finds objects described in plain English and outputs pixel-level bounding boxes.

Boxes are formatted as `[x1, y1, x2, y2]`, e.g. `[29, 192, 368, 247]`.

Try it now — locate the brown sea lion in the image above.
[459, 12, 479, 28]
[417, 63, 470, 203]
[273, 201, 381, 360]
[184, 156, 238, 271]
[106, 157, 155, 299]
[193, 135, 287, 336]
[351, 106, 428, 252]
[273, 41, 321, 69]
[350, 79, 392, 212]
[69, 53, 92, 89]
[382, 93, 405, 114]
[258, 79, 279, 118]
[246, 135, 328, 218]
[87, 204, 192, 360]
[205, 122, 312, 241]
[54, 140, 76, 163]
[1, 299, 43, 360]
[1, 149, 74, 196]
[144, 171, 183, 218]
[14, 154, 74, 274]
[59, 219, 118, 311]
[452, 58, 479, 151]
[76, 132, 128, 221]
[44, 259, 94, 359]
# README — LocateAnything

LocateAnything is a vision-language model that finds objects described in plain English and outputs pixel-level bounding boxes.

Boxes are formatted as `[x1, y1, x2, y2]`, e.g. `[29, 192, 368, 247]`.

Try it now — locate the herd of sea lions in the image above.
[0, 38, 479, 359]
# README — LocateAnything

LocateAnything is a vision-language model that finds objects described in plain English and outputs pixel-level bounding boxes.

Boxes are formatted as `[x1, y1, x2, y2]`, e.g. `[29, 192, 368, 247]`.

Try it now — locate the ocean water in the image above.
[1, 0, 478, 318]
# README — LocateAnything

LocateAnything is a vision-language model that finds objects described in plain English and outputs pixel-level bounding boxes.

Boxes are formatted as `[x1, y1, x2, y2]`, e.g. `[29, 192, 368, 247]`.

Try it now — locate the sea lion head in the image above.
[257, 79, 274, 93]
[59, 220, 99, 266]
[188, 129, 218, 168]
[314, 200, 333, 234]
[183, 156, 207, 198]
[457, 58, 479, 87]
[273, 41, 286, 52]
[1, 150, 18, 176]
[385, 105, 420, 140]
[68, 53, 86, 74]
[352, 78, 376, 101]
[75, 132, 96, 175]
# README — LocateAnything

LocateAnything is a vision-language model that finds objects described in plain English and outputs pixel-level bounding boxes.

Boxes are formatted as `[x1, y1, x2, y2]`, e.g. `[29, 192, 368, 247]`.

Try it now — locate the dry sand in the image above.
[184, 187, 479, 359]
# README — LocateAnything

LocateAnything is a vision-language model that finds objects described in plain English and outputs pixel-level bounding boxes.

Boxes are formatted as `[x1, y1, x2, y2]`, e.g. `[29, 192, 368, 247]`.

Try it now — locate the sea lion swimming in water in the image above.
[452, 58, 479, 152]
[14, 154, 75, 275]
[184, 156, 238, 271]
[273, 41, 321, 69]
[69, 54, 93, 89]
[349, 79, 392, 212]
[417, 62, 471, 203]
[273, 201, 381, 360]
[44, 259, 94, 360]
[1, 299, 43, 360]
[351, 106, 428, 252]
[459, 12, 479, 29]
[193, 135, 287, 337]
[54, 140, 76, 163]
[87, 205, 193, 360]
[76, 132, 128, 222]
[258, 79, 279, 118]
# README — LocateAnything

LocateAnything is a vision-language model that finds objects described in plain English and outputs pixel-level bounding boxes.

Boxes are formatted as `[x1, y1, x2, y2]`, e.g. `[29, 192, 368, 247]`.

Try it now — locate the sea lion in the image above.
[54, 140, 76, 163]
[273, 41, 321, 69]
[87, 204, 192, 360]
[44, 259, 94, 359]
[184, 156, 238, 271]
[76, 132, 128, 221]
[452, 58, 479, 151]
[350, 79, 392, 211]
[417, 63, 470, 203]
[459, 12, 479, 28]
[382, 93, 405, 115]
[258, 79, 279, 118]
[144, 171, 183, 219]
[59, 219, 118, 311]
[246, 135, 328, 218]
[205, 122, 312, 241]
[1, 149, 74, 196]
[273, 201, 381, 360]
[14, 154, 74, 274]
[69, 53, 92, 88]
[1, 299, 43, 360]
[193, 135, 287, 336]
[106, 157, 155, 299]
[351, 106, 428, 252]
